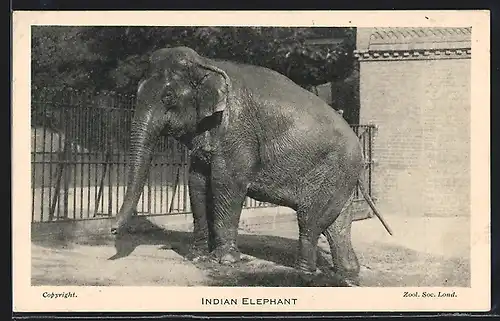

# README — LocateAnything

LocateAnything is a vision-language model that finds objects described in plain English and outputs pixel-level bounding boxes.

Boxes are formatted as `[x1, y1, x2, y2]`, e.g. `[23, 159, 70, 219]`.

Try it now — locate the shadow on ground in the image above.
[32, 216, 470, 287]
[106, 217, 347, 286]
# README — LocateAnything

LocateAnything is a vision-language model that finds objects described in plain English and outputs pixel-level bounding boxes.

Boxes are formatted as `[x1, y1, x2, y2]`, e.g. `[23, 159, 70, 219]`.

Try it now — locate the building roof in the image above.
[371, 27, 471, 43]
[357, 27, 472, 52]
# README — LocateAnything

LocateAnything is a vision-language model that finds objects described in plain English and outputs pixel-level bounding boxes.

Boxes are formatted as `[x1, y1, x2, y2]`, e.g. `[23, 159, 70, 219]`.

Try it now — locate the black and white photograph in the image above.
[12, 11, 490, 312]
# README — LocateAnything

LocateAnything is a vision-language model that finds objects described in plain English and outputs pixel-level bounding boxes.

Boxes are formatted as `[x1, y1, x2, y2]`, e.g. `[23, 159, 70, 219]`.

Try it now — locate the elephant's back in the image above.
[213, 60, 341, 120]
[214, 60, 323, 101]
[213, 59, 359, 152]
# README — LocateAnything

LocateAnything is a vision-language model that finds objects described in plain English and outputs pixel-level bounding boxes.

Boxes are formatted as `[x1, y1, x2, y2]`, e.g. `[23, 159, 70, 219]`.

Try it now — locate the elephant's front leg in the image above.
[187, 159, 213, 261]
[209, 156, 249, 265]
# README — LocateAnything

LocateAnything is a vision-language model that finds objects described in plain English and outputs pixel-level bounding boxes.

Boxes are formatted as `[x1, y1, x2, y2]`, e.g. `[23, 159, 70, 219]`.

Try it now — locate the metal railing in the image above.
[31, 87, 374, 223]
[351, 124, 376, 202]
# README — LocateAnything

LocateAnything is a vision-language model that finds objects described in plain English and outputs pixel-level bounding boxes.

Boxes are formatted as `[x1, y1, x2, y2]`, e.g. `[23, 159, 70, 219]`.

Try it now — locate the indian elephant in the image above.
[111, 46, 392, 284]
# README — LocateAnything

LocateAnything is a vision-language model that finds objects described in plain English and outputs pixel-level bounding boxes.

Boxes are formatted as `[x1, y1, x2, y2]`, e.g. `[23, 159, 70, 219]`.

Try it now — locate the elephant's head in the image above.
[112, 47, 232, 234]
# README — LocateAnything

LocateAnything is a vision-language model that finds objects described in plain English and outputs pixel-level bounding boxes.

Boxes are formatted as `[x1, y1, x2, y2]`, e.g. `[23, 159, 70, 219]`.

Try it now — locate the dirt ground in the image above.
[31, 214, 470, 287]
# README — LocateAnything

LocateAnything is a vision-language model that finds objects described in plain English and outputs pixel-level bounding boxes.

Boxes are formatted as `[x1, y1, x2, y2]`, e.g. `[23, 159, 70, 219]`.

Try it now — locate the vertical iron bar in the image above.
[71, 99, 77, 220]
[31, 120, 37, 222]
[362, 126, 366, 200]
[115, 104, 120, 217]
[101, 109, 105, 215]
[94, 150, 110, 216]
[153, 165, 156, 214]
[152, 134, 157, 215]
[147, 165, 152, 215]
[139, 131, 144, 215]
[368, 126, 373, 197]
[166, 138, 171, 213]
[160, 138, 164, 213]
[93, 109, 99, 215]
[169, 165, 180, 213]
[123, 105, 128, 213]
[56, 109, 63, 219]
[122, 104, 127, 213]
[353, 125, 358, 199]
[108, 111, 113, 216]
[49, 145, 65, 221]
[39, 101, 46, 221]
[100, 109, 104, 214]
[62, 129, 70, 218]
[96, 110, 100, 215]
[79, 101, 84, 219]
[62, 110, 70, 219]
[177, 143, 182, 211]
[153, 162, 157, 214]
[47, 115, 54, 221]
[114, 98, 120, 216]
[86, 105, 91, 219]
[182, 147, 188, 211]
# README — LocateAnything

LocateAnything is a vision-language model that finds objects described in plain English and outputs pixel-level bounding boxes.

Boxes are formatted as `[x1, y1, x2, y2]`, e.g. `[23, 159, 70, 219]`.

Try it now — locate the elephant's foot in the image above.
[295, 258, 318, 274]
[296, 257, 360, 287]
[330, 262, 360, 286]
[111, 224, 142, 235]
[296, 257, 323, 286]
[326, 265, 361, 287]
[298, 268, 324, 286]
[210, 244, 241, 265]
[186, 245, 210, 263]
[111, 223, 131, 235]
[298, 268, 359, 287]
[340, 276, 360, 287]
[299, 267, 322, 277]
[111, 211, 138, 235]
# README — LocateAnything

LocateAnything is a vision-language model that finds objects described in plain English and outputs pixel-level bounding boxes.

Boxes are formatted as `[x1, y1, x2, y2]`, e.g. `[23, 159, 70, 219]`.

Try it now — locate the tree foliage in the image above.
[31, 27, 360, 151]
[32, 26, 357, 95]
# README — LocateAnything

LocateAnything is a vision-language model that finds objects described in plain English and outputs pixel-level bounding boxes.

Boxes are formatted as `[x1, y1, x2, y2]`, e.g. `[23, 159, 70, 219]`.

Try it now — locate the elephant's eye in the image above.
[161, 92, 176, 106]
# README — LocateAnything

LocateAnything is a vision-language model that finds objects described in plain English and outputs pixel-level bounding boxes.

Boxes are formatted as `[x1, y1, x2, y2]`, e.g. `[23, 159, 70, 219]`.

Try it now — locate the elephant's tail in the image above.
[358, 180, 394, 236]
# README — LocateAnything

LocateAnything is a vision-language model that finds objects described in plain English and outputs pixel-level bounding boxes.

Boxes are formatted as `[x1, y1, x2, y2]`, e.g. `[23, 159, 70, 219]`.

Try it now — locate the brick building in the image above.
[355, 28, 471, 217]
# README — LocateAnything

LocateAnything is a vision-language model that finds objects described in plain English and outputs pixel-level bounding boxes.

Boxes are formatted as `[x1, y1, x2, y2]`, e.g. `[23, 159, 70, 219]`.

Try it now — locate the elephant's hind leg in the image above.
[295, 172, 358, 277]
[296, 194, 349, 273]
[322, 195, 361, 285]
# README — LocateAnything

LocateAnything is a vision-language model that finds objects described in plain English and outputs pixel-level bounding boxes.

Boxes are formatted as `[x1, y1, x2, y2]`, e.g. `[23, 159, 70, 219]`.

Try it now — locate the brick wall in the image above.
[359, 59, 470, 217]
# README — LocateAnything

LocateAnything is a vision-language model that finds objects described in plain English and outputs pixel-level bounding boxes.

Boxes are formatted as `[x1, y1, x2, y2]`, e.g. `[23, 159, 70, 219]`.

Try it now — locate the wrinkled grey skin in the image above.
[112, 46, 385, 284]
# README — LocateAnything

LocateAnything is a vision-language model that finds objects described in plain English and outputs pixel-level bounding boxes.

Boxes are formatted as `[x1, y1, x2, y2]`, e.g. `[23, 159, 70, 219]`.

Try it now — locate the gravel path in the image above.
[31, 214, 470, 287]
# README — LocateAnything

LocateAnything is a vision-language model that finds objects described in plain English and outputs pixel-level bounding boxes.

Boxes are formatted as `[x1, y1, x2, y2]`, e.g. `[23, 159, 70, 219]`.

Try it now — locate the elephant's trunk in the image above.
[112, 112, 160, 234]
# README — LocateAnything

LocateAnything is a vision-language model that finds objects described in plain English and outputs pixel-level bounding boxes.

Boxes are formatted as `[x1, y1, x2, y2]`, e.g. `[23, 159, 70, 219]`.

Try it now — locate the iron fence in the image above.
[351, 124, 375, 202]
[31, 87, 374, 223]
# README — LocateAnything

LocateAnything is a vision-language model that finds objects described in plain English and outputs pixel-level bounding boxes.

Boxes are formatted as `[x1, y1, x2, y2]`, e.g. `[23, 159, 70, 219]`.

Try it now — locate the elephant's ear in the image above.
[194, 60, 232, 118]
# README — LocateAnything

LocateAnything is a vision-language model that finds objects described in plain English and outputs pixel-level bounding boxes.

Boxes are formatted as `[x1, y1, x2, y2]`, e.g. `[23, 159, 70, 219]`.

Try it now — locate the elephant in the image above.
[111, 46, 392, 284]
